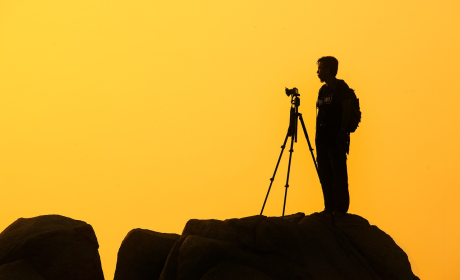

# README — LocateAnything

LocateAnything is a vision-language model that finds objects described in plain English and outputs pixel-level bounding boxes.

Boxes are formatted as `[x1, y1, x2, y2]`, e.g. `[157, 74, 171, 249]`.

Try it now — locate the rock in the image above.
[0, 215, 104, 280]
[157, 212, 419, 280]
[114, 229, 180, 280]
[200, 262, 274, 280]
[169, 234, 308, 280]
[332, 213, 419, 280]
[0, 259, 45, 280]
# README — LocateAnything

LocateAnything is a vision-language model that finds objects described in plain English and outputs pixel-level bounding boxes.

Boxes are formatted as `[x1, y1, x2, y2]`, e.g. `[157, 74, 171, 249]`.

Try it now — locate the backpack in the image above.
[347, 88, 361, 133]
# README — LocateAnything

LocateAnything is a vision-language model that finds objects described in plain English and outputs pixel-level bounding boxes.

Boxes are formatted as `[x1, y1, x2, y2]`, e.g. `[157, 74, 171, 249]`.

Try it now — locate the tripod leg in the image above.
[283, 132, 296, 216]
[260, 131, 290, 215]
[298, 114, 319, 177]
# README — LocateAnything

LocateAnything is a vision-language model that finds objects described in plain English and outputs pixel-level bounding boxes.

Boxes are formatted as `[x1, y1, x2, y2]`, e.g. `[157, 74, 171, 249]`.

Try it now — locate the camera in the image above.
[285, 87, 300, 97]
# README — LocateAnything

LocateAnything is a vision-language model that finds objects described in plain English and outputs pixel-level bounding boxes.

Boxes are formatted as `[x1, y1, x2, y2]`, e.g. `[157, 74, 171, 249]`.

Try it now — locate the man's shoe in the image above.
[319, 209, 334, 223]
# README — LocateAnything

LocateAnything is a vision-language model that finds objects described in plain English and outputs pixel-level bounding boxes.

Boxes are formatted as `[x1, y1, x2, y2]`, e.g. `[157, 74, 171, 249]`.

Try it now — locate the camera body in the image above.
[285, 87, 300, 108]
[285, 87, 300, 97]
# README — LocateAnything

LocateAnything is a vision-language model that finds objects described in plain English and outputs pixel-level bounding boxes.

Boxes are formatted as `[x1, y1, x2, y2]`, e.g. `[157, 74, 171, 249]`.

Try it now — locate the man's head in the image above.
[317, 56, 338, 83]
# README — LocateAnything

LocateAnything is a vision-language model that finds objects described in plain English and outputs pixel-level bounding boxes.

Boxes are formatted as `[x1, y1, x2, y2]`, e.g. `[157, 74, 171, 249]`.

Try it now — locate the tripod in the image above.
[260, 89, 319, 216]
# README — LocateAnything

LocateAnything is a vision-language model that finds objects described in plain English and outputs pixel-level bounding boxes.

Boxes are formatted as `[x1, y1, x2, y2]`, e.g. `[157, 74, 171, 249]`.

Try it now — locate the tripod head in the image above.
[286, 88, 301, 140]
[286, 87, 300, 109]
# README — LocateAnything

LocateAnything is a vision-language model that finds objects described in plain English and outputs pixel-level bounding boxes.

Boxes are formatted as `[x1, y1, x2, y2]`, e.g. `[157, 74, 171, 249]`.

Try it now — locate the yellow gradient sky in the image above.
[1, 1, 459, 279]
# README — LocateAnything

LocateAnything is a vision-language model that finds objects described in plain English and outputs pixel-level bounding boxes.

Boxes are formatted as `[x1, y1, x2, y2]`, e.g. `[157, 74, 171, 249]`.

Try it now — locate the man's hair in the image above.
[317, 56, 339, 77]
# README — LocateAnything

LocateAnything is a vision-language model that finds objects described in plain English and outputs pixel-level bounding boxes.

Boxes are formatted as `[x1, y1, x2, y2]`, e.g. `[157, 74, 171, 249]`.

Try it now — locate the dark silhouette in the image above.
[114, 229, 180, 280]
[259, 56, 360, 217]
[0, 215, 104, 280]
[153, 212, 420, 280]
[260, 88, 318, 216]
[316, 56, 353, 215]
[0, 214, 419, 280]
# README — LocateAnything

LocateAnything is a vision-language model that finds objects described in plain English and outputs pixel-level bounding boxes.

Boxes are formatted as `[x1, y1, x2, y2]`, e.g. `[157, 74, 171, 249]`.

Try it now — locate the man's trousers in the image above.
[315, 141, 350, 214]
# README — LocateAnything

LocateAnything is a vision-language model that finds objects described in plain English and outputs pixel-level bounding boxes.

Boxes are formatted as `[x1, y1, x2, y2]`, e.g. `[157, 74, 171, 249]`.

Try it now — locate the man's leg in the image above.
[316, 142, 335, 211]
[328, 145, 349, 214]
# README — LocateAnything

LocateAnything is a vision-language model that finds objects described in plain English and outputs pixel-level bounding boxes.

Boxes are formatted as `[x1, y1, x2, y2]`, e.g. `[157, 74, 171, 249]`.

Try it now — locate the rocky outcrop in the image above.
[114, 229, 180, 280]
[0, 215, 104, 280]
[150, 212, 419, 280]
[0, 212, 418, 280]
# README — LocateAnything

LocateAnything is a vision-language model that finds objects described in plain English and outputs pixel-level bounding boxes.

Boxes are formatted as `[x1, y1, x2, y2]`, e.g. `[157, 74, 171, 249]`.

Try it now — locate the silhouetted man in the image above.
[315, 56, 352, 216]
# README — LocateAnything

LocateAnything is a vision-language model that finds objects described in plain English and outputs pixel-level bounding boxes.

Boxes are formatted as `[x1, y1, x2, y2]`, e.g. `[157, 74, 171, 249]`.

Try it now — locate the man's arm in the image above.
[336, 99, 352, 151]
[340, 99, 351, 132]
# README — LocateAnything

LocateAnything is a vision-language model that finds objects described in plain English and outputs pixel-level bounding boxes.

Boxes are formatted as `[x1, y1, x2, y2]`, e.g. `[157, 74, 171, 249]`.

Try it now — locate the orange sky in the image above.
[1, 1, 459, 279]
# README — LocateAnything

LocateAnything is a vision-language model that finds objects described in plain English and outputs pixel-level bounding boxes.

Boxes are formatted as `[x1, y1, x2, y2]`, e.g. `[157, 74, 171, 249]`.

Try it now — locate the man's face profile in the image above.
[317, 62, 329, 83]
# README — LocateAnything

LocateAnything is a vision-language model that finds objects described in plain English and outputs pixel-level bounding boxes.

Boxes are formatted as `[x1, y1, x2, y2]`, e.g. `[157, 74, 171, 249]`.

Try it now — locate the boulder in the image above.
[157, 212, 419, 280]
[332, 213, 417, 280]
[114, 229, 180, 280]
[0, 259, 45, 280]
[0, 215, 104, 280]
